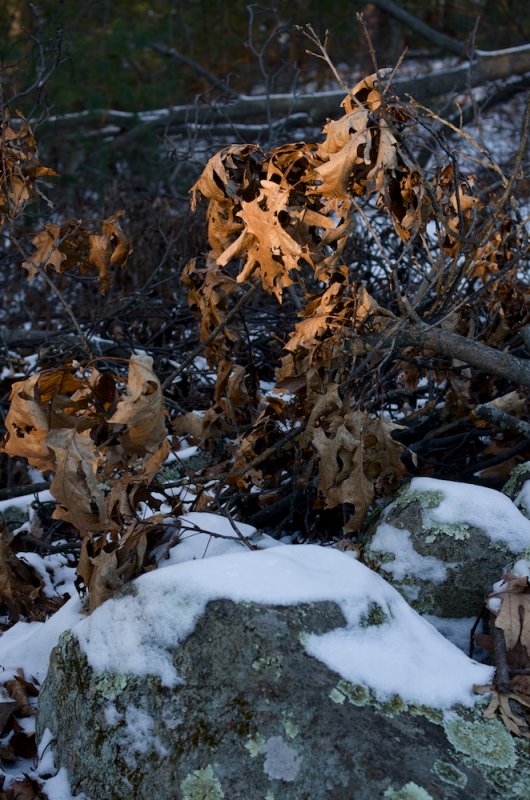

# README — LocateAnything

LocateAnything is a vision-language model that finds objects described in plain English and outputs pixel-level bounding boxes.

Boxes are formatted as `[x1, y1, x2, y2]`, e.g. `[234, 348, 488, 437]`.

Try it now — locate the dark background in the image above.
[2, 1, 529, 113]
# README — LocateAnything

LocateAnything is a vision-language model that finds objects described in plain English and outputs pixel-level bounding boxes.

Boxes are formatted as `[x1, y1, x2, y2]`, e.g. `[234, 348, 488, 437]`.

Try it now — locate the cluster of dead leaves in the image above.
[0, 110, 130, 292]
[0, 524, 65, 624]
[179, 73, 419, 529]
[187, 74, 410, 315]
[21, 212, 131, 294]
[475, 572, 530, 738]
[180, 73, 527, 536]
[0, 112, 57, 229]
[0, 670, 47, 799]
[302, 385, 406, 532]
[2, 356, 169, 609]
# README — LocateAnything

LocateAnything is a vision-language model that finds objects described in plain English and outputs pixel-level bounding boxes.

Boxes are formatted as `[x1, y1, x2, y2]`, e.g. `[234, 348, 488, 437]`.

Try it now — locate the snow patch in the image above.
[410, 477, 530, 551]
[72, 544, 493, 708]
[370, 522, 457, 582]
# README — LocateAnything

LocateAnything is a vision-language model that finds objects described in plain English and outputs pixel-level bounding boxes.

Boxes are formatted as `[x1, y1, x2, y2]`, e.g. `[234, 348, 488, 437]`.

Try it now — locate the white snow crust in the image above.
[409, 477, 530, 551]
[73, 543, 493, 708]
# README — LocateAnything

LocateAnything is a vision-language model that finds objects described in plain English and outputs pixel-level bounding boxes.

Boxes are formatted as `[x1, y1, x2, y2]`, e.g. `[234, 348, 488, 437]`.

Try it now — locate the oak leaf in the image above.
[47, 429, 109, 534]
[218, 180, 310, 302]
[3, 375, 53, 471]
[107, 355, 168, 458]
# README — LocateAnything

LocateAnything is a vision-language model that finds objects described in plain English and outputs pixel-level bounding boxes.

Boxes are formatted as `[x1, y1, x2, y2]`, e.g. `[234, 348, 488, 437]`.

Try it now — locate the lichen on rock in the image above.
[384, 781, 434, 799]
[180, 765, 225, 800]
[443, 714, 517, 769]
[365, 477, 530, 617]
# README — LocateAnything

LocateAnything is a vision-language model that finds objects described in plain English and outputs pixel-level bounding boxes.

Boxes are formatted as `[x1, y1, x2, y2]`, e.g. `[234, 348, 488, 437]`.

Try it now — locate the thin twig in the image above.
[162, 283, 258, 390]
[492, 623, 512, 695]
[0, 482, 51, 502]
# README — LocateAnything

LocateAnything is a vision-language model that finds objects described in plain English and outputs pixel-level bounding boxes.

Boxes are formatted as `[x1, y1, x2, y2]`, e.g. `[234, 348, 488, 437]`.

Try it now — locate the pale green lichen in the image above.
[245, 734, 265, 758]
[251, 655, 283, 678]
[157, 463, 184, 483]
[329, 687, 345, 705]
[180, 765, 225, 800]
[409, 705, 443, 725]
[424, 522, 470, 543]
[57, 630, 76, 652]
[282, 715, 299, 740]
[359, 602, 389, 627]
[377, 694, 408, 717]
[443, 715, 516, 768]
[502, 462, 530, 498]
[432, 760, 467, 788]
[93, 672, 129, 701]
[329, 680, 370, 708]
[517, 500, 530, 518]
[393, 488, 444, 511]
[384, 781, 433, 799]
[367, 550, 396, 565]
[265, 792, 275, 800]
[298, 631, 309, 647]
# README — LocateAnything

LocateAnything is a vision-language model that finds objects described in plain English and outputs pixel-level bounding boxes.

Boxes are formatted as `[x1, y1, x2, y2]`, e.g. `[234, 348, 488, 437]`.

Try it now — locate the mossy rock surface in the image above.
[365, 479, 530, 618]
[37, 598, 530, 800]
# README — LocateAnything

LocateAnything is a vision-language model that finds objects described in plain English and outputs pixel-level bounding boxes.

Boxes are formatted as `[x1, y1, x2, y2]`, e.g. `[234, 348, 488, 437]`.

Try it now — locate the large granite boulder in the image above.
[35, 545, 530, 800]
[364, 477, 530, 618]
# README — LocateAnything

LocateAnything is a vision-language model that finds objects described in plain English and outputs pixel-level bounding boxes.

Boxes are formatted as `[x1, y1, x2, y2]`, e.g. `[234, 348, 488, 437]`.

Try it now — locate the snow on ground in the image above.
[3, 476, 530, 796]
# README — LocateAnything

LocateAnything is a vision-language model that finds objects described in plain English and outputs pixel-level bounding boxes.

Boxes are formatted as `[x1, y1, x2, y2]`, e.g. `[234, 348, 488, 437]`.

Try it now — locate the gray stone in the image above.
[502, 462, 530, 519]
[364, 478, 530, 618]
[37, 596, 530, 800]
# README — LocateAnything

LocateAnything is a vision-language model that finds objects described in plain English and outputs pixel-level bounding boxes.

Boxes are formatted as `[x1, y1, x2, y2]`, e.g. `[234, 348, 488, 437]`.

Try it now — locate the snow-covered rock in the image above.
[365, 477, 530, 618]
[35, 544, 530, 800]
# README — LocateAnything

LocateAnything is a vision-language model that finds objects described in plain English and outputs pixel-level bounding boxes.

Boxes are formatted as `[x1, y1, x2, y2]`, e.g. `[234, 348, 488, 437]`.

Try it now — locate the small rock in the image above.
[365, 477, 530, 617]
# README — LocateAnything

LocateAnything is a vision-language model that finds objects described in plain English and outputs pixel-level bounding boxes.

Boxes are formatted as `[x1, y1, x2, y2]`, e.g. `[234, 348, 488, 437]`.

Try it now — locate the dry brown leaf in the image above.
[314, 126, 371, 200]
[5, 670, 38, 718]
[79, 520, 159, 611]
[107, 354, 168, 457]
[87, 212, 131, 293]
[484, 691, 530, 739]
[0, 113, 57, 229]
[22, 214, 131, 293]
[0, 528, 47, 621]
[5, 775, 46, 800]
[218, 180, 310, 302]
[367, 122, 399, 194]
[190, 144, 262, 209]
[493, 578, 530, 656]
[3, 375, 53, 471]
[172, 411, 208, 443]
[105, 446, 169, 528]
[303, 387, 405, 531]
[21, 225, 64, 279]
[47, 429, 109, 534]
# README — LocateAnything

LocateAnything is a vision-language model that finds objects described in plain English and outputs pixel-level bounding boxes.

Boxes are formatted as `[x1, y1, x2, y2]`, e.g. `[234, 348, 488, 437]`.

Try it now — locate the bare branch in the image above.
[150, 44, 238, 98]
[38, 44, 530, 135]
[372, 0, 469, 58]
[387, 323, 530, 389]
